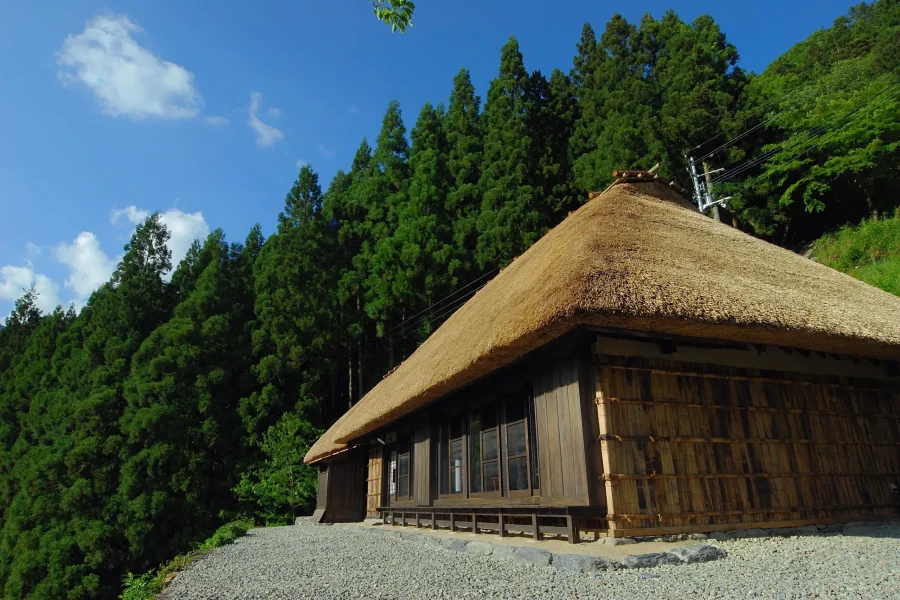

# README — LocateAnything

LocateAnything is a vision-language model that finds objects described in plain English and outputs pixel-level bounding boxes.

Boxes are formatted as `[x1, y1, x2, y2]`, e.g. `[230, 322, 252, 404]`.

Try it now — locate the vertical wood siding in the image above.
[414, 419, 433, 505]
[322, 457, 367, 522]
[366, 448, 383, 517]
[594, 354, 900, 535]
[533, 360, 590, 503]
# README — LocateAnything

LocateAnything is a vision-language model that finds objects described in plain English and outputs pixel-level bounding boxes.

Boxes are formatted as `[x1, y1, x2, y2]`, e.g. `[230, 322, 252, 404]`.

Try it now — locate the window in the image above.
[449, 415, 464, 494]
[468, 402, 501, 496]
[397, 439, 411, 499]
[528, 391, 540, 491]
[481, 402, 501, 493]
[504, 390, 529, 492]
[387, 433, 414, 502]
[469, 411, 481, 493]
[388, 449, 397, 498]
[435, 381, 540, 500]
[439, 415, 465, 496]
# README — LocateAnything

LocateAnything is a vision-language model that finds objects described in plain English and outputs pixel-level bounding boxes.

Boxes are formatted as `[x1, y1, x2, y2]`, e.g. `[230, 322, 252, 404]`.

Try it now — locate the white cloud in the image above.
[296, 159, 308, 169]
[53, 232, 118, 300]
[159, 209, 210, 268]
[0, 265, 61, 313]
[110, 205, 150, 225]
[112, 206, 210, 274]
[248, 92, 283, 147]
[204, 115, 229, 126]
[317, 144, 335, 158]
[25, 242, 41, 257]
[266, 107, 283, 118]
[57, 14, 201, 119]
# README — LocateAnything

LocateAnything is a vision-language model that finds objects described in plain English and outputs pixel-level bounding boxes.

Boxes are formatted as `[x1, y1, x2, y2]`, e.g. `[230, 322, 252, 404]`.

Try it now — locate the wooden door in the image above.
[366, 447, 383, 517]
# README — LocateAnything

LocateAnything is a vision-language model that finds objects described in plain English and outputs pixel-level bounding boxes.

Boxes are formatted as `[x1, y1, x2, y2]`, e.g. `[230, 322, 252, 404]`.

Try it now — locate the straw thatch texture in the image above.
[306, 182, 900, 463]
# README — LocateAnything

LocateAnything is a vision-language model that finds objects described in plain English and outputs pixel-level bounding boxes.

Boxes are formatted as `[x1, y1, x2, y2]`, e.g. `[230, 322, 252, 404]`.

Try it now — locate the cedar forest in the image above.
[0, 2, 898, 598]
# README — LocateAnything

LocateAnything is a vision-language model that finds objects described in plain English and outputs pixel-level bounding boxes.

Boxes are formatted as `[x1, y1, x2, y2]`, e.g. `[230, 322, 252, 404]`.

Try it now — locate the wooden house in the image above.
[304, 177, 900, 542]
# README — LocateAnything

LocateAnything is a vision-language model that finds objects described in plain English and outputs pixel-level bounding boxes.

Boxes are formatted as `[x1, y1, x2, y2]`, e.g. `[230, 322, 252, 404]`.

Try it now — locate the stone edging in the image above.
[351, 526, 727, 573]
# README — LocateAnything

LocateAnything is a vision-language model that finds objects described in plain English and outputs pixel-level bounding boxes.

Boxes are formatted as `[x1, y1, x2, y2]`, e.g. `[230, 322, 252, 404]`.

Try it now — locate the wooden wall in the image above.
[366, 448, 383, 517]
[316, 454, 367, 523]
[594, 350, 900, 536]
[413, 419, 433, 505]
[533, 359, 593, 505]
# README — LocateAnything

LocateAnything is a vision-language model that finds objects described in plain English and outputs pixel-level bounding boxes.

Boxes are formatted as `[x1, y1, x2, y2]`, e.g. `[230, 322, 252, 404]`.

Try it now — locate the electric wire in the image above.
[712, 79, 899, 187]
[722, 82, 900, 199]
[689, 77, 823, 156]
[378, 265, 501, 340]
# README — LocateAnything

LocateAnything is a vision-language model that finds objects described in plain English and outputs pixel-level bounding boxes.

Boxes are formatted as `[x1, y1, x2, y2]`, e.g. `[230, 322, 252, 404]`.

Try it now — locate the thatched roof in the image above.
[306, 181, 900, 463]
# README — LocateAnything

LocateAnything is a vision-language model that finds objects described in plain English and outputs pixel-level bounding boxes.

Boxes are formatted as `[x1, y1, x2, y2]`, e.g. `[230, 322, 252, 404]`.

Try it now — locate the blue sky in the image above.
[0, 0, 853, 315]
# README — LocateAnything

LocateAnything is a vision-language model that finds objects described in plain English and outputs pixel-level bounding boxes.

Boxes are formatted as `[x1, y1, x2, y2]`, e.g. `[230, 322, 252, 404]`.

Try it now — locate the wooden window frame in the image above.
[433, 376, 541, 504]
[468, 399, 503, 499]
[396, 435, 412, 501]
[438, 413, 467, 499]
[501, 384, 538, 498]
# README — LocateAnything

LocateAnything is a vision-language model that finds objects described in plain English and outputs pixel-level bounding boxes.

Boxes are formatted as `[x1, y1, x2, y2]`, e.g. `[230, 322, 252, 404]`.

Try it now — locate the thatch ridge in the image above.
[305, 182, 900, 463]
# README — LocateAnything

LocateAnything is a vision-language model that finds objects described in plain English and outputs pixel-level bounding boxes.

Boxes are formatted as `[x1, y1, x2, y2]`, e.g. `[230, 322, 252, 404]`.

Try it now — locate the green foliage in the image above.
[722, 0, 899, 242]
[371, 0, 415, 32]
[811, 208, 900, 295]
[234, 414, 320, 525]
[2, 4, 900, 599]
[476, 36, 545, 268]
[119, 572, 161, 600]
[197, 519, 255, 552]
[119, 519, 254, 600]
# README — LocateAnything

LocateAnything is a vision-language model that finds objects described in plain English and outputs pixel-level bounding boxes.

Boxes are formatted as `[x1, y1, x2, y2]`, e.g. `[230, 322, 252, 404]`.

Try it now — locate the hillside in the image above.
[0, 2, 897, 599]
[811, 210, 900, 295]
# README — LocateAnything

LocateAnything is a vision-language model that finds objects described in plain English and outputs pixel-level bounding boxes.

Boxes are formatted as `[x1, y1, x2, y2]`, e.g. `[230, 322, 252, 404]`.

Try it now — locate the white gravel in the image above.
[163, 520, 900, 599]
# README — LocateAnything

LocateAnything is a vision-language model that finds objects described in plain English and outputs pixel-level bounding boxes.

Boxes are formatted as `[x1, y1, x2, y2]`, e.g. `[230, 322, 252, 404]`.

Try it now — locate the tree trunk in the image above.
[865, 195, 879, 220]
[348, 353, 354, 409]
[356, 295, 364, 401]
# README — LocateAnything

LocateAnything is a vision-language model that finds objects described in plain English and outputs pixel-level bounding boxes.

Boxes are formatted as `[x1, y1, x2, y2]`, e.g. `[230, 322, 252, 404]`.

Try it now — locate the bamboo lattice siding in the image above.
[366, 448, 383, 517]
[594, 355, 900, 534]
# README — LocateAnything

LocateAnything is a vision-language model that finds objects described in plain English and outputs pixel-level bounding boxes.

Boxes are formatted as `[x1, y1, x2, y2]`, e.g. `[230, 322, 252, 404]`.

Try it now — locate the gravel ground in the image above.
[163, 520, 900, 599]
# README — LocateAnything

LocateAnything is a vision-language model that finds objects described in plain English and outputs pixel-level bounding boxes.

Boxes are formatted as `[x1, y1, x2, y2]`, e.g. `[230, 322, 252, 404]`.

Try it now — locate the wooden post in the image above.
[472, 513, 478, 533]
[414, 512, 420, 528]
[498, 514, 505, 538]
[431, 512, 437, 530]
[449, 513, 456, 532]
[401, 510, 407, 526]
[597, 388, 620, 538]
[532, 514, 541, 541]
[566, 515, 579, 544]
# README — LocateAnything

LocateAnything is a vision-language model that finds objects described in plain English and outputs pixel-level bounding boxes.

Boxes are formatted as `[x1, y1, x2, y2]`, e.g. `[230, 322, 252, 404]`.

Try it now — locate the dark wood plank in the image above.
[414, 419, 432, 506]
[557, 362, 579, 498]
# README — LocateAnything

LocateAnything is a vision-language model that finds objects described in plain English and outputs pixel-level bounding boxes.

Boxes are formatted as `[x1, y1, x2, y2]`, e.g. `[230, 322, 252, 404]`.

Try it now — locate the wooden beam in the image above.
[566, 515, 579, 544]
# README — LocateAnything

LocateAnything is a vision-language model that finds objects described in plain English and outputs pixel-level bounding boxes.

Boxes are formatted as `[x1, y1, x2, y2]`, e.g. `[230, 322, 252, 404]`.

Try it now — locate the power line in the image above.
[713, 79, 899, 187]
[723, 81, 900, 198]
[689, 78, 820, 156]
[694, 86, 821, 165]
[378, 282, 488, 346]
[378, 265, 501, 340]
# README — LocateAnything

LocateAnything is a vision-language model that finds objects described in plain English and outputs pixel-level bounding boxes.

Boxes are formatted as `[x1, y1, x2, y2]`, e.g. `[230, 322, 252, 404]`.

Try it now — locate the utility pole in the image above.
[685, 154, 731, 217]
[702, 160, 722, 222]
